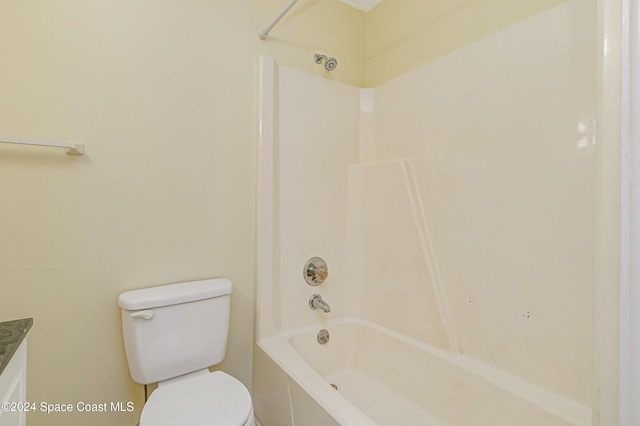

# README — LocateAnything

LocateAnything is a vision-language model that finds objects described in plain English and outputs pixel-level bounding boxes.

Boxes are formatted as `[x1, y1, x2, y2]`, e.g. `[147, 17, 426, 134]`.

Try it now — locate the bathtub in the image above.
[258, 317, 590, 426]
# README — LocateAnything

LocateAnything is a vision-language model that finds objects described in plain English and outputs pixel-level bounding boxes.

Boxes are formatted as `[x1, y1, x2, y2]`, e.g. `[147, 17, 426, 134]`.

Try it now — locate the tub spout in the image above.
[309, 294, 330, 313]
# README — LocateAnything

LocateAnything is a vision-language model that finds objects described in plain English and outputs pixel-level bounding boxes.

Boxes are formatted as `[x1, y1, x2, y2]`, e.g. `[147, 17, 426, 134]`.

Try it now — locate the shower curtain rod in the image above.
[0, 136, 85, 155]
[259, 0, 298, 40]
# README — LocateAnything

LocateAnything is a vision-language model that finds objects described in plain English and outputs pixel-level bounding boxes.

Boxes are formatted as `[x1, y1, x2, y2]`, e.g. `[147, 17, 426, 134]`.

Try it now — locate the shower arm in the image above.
[259, 0, 298, 40]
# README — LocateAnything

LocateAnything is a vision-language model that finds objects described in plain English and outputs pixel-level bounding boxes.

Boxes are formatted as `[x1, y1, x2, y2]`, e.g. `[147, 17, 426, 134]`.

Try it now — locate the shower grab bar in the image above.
[259, 0, 298, 40]
[0, 136, 85, 155]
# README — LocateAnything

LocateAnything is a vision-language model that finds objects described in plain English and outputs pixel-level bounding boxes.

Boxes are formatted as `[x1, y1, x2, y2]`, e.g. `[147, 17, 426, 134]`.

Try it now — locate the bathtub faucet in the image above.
[309, 294, 330, 313]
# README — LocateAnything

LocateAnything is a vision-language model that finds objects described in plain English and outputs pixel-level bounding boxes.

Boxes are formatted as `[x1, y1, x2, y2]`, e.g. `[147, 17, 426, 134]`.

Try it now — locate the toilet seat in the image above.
[140, 371, 252, 426]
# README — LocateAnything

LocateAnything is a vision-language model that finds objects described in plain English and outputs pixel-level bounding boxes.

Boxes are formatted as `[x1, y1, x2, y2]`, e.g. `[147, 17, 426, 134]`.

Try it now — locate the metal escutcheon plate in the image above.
[317, 329, 330, 345]
[304, 257, 328, 286]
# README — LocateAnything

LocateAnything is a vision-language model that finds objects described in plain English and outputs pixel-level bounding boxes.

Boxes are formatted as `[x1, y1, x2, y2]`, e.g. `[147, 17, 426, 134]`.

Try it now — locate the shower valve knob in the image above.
[304, 257, 328, 286]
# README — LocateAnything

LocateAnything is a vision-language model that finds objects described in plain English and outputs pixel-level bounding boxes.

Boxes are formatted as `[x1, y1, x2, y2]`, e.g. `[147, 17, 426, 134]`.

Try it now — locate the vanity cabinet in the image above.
[0, 340, 27, 426]
[0, 319, 32, 426]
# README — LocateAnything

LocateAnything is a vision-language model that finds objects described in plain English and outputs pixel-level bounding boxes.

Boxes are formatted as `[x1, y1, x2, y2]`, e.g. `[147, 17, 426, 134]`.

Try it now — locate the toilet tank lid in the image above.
[118, 278, 232, 310]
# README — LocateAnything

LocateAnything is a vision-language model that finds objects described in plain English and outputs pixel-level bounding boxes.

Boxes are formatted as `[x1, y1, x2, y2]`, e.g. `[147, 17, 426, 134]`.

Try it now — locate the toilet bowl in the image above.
[140, 371, 254, 426]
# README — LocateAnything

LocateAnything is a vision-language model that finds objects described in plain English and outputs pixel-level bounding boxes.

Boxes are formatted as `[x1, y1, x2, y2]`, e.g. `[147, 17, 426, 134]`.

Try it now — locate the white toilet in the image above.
[118, 278, 255, 426]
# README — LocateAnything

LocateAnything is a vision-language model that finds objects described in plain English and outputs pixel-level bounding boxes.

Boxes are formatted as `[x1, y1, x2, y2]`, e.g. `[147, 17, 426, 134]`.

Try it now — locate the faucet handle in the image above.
[304, 257, 328, 286]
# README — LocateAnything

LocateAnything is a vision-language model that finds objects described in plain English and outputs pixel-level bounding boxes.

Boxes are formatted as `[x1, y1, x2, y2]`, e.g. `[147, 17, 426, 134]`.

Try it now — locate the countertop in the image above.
[0, 318, 33, 375]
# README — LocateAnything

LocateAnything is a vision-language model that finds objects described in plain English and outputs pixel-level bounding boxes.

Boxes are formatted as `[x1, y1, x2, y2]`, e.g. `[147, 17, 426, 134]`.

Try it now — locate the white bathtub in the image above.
[258, 318, 590, 426]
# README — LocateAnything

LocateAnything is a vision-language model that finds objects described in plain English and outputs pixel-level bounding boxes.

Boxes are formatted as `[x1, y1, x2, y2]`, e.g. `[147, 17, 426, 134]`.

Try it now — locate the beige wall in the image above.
[0, 1, 364, 426]
[366, 0, 568, 86]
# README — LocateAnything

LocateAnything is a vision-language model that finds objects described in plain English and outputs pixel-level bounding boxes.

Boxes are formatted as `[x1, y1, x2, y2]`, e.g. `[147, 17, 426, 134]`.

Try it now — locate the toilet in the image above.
[118, 278, 255, 426]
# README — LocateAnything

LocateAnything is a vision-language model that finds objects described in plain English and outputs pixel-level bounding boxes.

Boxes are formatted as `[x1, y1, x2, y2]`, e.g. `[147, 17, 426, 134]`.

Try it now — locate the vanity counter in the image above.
[0, 318, 32, 376]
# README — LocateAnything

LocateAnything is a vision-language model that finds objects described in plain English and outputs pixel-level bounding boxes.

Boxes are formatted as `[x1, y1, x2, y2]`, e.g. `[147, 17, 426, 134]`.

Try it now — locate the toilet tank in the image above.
[118, 278, 232, 385]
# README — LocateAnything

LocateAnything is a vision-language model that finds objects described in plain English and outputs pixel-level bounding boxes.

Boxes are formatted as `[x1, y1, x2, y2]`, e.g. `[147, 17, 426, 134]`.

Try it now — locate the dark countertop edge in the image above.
[0, 318, 33, 376]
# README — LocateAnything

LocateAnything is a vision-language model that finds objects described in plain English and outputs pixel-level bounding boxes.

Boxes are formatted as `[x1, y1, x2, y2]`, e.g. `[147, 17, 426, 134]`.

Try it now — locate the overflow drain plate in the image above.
[317, 329, 330, 344]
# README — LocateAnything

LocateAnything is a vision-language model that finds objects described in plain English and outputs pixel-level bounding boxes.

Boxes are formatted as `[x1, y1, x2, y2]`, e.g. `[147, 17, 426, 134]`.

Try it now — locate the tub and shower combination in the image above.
[259, 318, 587, 426]
[253, 2, 594, 425]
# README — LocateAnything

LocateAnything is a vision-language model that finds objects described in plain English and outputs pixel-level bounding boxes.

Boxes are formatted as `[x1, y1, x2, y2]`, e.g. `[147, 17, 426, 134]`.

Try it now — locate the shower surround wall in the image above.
[257, 62, 361, 339]
[255, 1, 594, 424]
[372, 0, 595, 405]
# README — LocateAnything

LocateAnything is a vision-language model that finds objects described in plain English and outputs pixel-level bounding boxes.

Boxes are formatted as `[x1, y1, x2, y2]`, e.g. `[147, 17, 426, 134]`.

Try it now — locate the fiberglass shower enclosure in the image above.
[253, 0, 611, 423]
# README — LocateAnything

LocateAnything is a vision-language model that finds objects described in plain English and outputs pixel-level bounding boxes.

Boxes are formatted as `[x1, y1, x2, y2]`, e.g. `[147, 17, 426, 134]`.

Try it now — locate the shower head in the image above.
[314, 54, 337, 72]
